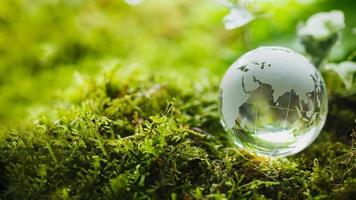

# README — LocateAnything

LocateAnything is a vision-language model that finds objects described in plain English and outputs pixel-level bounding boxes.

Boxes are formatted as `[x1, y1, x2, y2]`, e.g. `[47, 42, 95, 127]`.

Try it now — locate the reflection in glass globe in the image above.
[219, 46, 328, 157]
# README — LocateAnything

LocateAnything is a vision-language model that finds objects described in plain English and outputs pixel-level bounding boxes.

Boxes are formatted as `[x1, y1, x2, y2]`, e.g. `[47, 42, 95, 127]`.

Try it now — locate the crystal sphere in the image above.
[219, 46, 328, 157]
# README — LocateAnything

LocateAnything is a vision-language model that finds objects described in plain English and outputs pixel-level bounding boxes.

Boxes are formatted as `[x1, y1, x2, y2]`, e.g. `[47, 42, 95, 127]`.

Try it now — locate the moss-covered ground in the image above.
[0, 68, 355, 199]
[0, 0, 355, 199]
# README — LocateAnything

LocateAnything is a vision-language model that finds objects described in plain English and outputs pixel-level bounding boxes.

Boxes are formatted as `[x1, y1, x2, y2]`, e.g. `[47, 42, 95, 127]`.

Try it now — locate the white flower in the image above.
[223, 7, 254, 30]
[298, 10, 345, 39]
[325, 61, 356, 89]
[219, 0, 254, 30]
[125, 0, 143, 6]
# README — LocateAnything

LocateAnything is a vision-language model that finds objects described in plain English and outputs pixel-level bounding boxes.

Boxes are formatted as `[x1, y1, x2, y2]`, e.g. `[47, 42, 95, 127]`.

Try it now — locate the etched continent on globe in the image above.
[219, 46, 328, 157]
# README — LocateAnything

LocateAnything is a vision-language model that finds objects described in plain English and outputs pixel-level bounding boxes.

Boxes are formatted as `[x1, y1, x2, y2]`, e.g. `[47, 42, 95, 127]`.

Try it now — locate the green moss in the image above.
[0, 68, 355, 200]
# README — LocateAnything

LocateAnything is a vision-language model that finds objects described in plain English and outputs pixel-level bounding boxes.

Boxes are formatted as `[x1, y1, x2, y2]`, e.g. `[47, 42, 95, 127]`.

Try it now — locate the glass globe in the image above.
[219, 46, 328, 157]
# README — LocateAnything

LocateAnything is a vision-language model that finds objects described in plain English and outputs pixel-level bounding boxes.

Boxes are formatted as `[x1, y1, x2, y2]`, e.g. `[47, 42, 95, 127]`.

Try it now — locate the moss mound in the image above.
[0, 68, 355, 199]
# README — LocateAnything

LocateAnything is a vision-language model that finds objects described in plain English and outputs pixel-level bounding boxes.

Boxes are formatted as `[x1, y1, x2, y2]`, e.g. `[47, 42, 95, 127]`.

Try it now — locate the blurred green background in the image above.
[0, 0, 355, 127]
